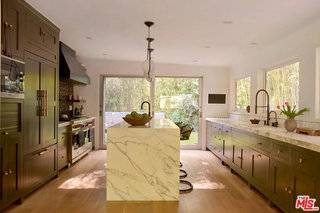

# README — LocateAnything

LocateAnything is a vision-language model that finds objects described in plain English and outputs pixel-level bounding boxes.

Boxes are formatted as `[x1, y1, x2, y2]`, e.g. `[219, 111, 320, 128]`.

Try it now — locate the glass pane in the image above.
[104, 77, 150, 145]
[266, 62, 299, 110]
[236, 77, 250, 109]
[154, 77, 199, 146]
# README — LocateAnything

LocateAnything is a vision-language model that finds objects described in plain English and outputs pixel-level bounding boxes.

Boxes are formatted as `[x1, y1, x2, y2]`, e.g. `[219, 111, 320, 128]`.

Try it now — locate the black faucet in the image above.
[141, 101, 151, 117]
[255, 89, 270, 126]
[268, 110, 278, 127]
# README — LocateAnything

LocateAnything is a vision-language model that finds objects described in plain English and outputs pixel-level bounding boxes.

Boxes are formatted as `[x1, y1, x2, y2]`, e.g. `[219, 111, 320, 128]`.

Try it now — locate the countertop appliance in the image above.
[1, 55, 25, 98]
[70, 117, 95, 164]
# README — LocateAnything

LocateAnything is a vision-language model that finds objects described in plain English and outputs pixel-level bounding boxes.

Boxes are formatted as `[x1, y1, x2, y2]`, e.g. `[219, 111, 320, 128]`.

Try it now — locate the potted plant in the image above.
[277, 102, 309, 132]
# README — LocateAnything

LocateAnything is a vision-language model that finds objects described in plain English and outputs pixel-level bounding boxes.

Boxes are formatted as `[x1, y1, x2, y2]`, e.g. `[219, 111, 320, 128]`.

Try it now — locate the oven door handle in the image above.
[72, 128, 89, 135]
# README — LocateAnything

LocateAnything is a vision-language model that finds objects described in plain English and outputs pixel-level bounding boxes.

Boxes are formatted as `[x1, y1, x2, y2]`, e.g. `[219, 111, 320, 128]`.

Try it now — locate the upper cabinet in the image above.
[22, 1, 60, 63]
[1, 0, 25, 60]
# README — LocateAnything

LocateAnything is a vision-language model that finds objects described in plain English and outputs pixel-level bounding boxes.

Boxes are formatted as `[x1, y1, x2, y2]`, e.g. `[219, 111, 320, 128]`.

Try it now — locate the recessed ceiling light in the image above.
[86, 37, 93, 40]
[223, 21, 233, 24]
[251, 42, 258, 45]
[194, 60, 198, 62]
[103, 53, 108, 56]
[204, 46, 211, 48]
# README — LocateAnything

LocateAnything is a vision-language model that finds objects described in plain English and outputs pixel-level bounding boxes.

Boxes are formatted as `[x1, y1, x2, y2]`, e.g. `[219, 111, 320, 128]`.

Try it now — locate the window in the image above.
[236, 77, 250, 109]
[265, 62, 299, 110]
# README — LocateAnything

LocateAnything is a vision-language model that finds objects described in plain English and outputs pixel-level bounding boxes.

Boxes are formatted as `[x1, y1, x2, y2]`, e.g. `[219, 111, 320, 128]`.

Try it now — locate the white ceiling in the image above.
[26, 0, 320, 67]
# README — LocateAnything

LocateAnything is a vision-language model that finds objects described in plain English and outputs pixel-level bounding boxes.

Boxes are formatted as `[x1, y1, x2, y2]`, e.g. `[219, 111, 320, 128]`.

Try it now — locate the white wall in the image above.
[73, 60, 229, 149]
[229, 19, 320, 120]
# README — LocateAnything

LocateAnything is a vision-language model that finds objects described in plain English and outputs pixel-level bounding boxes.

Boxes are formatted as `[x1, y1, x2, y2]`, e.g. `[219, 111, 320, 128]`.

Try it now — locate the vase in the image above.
[284, 118, 297, 132]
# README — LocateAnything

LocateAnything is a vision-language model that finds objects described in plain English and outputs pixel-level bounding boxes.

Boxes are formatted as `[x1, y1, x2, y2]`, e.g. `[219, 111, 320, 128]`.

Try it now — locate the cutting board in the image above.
[296, 127, 320, 136]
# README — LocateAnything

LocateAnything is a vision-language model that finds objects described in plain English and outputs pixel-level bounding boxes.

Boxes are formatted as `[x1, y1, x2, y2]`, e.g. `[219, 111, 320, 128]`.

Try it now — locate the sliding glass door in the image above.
[102, 76, 202, 149]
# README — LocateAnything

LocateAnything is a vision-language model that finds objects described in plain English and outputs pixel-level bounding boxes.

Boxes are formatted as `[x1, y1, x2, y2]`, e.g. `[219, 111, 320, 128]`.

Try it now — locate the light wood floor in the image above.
[3, 150, 283, 213]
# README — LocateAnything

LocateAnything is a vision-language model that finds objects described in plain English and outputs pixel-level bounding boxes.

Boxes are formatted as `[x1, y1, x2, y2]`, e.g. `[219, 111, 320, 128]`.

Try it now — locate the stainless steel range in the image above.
[70, 117, 95, 164]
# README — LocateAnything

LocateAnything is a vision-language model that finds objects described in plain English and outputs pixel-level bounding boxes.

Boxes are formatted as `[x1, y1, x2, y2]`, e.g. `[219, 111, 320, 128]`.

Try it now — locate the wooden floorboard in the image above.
[3, 150, 283, 213]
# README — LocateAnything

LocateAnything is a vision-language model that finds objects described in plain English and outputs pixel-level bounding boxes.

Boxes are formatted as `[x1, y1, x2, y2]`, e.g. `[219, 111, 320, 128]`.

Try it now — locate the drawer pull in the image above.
[277, 150, 282, 154]
[299, 158, 303, 163]
[257, 142, 262, 145]
[62, 136, 65, 139]
[288, 189, 292, 194]
[8, 169, 12, 174]
[257, 154, 262, 158]
[4, 170, 8, 176]
[225, 130, 229, 133]
[237, 156, 242, 160]
[3, 131, 9, 135]
[284, 187, 288, 191]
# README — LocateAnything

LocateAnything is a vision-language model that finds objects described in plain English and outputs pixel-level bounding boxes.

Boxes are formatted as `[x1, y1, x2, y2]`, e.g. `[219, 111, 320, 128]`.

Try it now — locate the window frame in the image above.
[264, 60, 300, 111]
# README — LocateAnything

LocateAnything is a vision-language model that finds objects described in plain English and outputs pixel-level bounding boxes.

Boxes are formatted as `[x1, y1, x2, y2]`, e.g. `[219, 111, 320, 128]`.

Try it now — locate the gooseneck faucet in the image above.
[268, 110, 278, 127]
[141, 101, 151, 117]
[255, 89, 270, 126]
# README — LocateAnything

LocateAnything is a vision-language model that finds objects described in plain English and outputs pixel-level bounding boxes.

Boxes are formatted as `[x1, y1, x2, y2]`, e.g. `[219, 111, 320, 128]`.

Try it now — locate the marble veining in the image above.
[107, 119, 180, 201]
[206, 118, 320, 153]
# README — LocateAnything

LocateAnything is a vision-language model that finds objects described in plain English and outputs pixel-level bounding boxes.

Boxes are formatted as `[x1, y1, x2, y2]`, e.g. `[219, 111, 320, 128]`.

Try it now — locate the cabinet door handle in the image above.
[237, 156, 242, 159]
[225, 130, 229, 133]
[299, 158, 303, 163]
[288, 189, 292, 194]
[3, 131, 9, 135]
[9, 24, 13, 29]
[284, 187, 288, 191]
[277, 150, 282, 154]
[257, 154, 262, 158]
[4, 22, 9, 28]
[8, 169, 12, 174]
[257, 142, 262, 145]
[62, 136, 65, 139]
[4, 170, 8, 176]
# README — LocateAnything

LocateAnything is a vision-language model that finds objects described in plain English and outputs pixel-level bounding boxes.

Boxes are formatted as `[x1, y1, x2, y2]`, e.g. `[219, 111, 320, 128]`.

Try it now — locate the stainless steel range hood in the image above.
[59, 42, 90, 85]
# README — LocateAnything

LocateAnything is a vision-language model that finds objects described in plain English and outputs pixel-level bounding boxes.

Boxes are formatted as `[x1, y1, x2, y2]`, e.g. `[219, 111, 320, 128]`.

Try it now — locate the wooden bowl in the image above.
[250, 119, 260, 124]
[122, 117, 153, 126]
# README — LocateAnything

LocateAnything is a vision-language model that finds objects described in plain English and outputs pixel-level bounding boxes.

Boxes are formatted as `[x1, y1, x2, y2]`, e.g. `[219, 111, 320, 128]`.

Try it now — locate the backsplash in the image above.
[59, 81, 73, 118]
[228, 112, 320, 129]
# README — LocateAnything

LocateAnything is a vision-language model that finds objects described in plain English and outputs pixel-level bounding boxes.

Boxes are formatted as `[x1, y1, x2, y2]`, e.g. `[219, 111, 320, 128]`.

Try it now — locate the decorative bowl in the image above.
[122, 117, 153, 126]
[250, 119, 260, 124]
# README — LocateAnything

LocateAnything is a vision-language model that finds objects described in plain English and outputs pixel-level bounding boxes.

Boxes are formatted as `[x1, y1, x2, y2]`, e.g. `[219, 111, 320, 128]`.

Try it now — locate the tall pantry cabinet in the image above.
[0, 0, 60, 210]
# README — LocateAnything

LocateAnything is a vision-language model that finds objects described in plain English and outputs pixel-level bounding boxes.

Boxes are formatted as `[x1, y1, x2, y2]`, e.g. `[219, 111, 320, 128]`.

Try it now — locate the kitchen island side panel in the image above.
[106, 119, 180, 201]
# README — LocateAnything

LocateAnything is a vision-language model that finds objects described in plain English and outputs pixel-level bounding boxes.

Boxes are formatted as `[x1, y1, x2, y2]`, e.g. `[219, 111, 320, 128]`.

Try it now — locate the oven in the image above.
[70, 118, 95, 164]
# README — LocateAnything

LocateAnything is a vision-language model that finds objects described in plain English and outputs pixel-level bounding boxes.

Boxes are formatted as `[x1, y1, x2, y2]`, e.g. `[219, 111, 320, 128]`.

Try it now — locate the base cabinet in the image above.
[250, 149, 270, 195]
[206, 121, 320, 213]
[23, 144, 57, 196]
[0, 99, 23, 211]
[58, 125, 69, 170]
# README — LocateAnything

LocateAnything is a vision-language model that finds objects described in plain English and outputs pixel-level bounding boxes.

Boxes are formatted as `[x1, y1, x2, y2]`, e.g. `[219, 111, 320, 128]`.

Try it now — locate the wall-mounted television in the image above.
[208, 94, 226, 104]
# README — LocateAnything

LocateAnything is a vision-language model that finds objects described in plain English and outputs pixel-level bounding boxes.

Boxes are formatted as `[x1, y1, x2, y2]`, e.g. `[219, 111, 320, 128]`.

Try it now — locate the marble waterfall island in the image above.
[106, 119, 180, 201]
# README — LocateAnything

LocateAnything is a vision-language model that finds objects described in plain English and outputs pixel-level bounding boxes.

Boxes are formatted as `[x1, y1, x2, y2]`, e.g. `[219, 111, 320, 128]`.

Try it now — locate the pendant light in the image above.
[142, 21, 155, 82]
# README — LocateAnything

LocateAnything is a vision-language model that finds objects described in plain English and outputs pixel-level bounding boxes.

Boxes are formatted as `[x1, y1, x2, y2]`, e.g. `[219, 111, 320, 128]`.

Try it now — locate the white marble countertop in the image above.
[206, 117, 320, 153]
[108, 118, 179, 129]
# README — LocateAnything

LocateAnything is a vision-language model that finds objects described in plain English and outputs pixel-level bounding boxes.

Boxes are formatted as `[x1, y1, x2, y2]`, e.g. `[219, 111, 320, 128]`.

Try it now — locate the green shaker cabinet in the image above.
[1, 0, 25, 60]
[0, 99, 23, 212]
[24, 51, 58, 154]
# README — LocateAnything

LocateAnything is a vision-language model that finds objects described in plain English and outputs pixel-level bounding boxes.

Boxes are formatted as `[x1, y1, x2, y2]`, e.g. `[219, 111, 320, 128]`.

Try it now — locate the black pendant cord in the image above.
[179, 162, 193, 193]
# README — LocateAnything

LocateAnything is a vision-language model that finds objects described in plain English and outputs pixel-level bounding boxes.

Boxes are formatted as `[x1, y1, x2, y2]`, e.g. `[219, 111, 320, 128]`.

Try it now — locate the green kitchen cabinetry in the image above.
[0, 99, 23, 211]
[206, 121, 223, 157]
[249, 135, 271, 196]
[206, 121, 320, 213]
[58, 125, 70, 170]
[23, 1, 59, 63]
[24, 51, 58, 154]
[23, 51, 58, 196]
[1, 0, 25, 60]
[222, 125, 232, 163]
[231, 128, 250, 178]
[270, 139, 319, 213]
